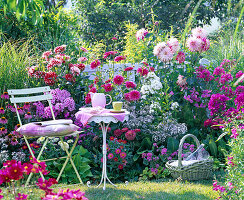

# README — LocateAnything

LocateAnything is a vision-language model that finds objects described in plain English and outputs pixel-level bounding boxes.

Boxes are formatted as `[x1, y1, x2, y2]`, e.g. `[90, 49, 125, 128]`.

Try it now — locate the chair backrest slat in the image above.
[8, 86, 50, 95]
[10, 94, 53, 103]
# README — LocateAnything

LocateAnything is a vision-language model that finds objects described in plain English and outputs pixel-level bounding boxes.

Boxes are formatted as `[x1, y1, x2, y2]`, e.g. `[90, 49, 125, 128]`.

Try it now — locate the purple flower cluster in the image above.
[33, 88, 76, 119]
[184, 88, 209, 108]
[208, 93, 230, 116]
[195, 66, 214, 82]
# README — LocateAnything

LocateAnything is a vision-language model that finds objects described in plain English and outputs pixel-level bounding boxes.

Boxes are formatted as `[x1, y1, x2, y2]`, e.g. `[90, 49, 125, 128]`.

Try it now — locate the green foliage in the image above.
[139, 167, 170, 181]
[0, 40, 36, 91]
[46, 145, 93, 183]
[75, 0, 241, 43]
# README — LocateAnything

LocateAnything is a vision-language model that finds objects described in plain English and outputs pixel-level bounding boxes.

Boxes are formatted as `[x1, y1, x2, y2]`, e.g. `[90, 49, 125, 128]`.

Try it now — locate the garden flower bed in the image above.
[0, 1, 243, 199]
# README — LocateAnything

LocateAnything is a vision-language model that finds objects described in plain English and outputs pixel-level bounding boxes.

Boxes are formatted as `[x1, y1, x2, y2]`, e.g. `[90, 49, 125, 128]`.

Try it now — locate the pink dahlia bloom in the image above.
[186, 37, 202, 52]
[108, 153, 114, 159]
[167, 38, 180, 54]
[103, 51, 118, 59]
[90, 59, 101, 69]
[158, 46, 174, 62]
[120, 152, 127, 159]
[176, 51, 185, 64]
[78, 57, 88, 62]
[136, 28, 148, 41]
[192, 27, 207, 39]
[124, 66, 134, 71]
[104, 83, 113, 92]
[129, 90, 141, 101]
[54, 45, 66, 54]
[125, 81, 136, 89]
[113, 75, 124, 85]
[114, 56, 126, 62]
[153, 42, 167, 56]
[176, 75, 187, 90]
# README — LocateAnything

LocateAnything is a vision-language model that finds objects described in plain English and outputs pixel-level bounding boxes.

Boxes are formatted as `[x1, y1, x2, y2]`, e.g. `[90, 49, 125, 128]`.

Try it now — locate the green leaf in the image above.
[209, 139, 218, 157]
[216, 132, 229, 141]
[133, 153, 140, 161]
[167, 137, 179, 152]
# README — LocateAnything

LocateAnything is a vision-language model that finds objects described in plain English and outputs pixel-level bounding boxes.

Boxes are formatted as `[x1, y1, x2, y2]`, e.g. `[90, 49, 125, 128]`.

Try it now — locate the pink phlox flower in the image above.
[42, 51, 52, 61]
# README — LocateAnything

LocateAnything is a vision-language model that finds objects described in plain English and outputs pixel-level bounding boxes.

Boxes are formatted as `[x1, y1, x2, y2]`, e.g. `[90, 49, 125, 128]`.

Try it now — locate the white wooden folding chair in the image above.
[8, 86, 83, 186]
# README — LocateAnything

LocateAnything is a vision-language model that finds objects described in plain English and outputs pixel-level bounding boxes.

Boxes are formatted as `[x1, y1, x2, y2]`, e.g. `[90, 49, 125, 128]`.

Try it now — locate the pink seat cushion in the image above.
[17, 122, 80, 137]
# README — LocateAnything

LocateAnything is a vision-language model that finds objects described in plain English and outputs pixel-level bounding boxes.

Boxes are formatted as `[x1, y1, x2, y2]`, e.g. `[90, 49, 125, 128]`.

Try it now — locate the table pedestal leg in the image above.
[97, 122, 117, 190]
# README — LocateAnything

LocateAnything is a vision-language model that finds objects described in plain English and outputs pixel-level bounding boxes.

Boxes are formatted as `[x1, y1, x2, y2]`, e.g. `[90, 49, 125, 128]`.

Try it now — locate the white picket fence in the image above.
[82, 63, 143, 81]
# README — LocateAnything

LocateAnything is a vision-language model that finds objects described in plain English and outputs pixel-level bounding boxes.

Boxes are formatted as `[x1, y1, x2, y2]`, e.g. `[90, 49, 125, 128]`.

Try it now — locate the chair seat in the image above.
[16, 121, 80, 137]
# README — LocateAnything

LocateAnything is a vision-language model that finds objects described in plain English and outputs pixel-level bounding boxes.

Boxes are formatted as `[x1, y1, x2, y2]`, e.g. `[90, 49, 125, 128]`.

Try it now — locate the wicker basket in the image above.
[165, 134, 213, 181]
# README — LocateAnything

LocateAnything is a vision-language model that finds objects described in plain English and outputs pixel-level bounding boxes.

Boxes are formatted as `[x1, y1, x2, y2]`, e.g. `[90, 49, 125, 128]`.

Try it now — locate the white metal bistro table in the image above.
[86, 110, 130, 190]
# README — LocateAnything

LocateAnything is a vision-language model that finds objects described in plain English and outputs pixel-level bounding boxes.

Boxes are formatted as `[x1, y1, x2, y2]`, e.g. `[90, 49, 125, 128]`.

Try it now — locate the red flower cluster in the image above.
[137, 67, 149, 76]
[0, 158, 48, 185]
[44, 72, 57, 86]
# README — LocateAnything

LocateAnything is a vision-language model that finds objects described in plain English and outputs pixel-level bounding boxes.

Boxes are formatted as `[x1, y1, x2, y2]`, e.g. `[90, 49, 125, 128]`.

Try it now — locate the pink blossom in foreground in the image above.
[1, 92, 9, 99]
[104, 83, 113, 92]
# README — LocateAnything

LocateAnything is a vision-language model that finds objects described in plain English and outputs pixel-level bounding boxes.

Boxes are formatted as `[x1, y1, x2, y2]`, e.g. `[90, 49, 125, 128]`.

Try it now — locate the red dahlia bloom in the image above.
[137, 67, 149, 76]
[118, 164, 123, 169]
[113, 75, 124, 85]
[125, 130, 136, 140]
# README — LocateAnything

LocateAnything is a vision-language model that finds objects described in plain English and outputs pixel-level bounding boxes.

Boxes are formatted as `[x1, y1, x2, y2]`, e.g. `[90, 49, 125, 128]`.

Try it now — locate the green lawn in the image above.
[1, 180, 219, 200]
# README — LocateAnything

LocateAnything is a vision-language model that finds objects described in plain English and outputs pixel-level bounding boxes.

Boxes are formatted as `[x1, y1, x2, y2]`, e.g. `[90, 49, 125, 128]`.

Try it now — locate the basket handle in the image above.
[178, 134, 200, 168]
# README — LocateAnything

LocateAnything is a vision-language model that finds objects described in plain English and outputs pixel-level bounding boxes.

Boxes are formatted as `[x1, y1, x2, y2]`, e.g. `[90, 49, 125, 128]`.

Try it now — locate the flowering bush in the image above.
[212, 110, 244, 199]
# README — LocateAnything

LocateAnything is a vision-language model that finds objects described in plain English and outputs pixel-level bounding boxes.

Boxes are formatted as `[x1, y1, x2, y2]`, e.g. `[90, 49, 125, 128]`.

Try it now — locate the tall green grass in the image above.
[0, 40, 37, 92]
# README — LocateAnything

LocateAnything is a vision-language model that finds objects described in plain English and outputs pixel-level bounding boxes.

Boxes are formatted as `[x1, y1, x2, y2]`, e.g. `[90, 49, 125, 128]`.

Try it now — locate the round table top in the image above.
[87, 110, 130, 124]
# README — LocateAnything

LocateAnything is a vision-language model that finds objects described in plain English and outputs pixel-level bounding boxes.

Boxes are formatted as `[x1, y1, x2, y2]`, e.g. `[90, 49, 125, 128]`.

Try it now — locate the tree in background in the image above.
[75, 0, 242, 43]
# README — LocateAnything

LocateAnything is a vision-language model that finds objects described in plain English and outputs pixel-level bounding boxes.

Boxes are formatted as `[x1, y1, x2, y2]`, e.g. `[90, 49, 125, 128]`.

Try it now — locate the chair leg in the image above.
[24, 136, 48, 186]
[57, 134, 83, 184]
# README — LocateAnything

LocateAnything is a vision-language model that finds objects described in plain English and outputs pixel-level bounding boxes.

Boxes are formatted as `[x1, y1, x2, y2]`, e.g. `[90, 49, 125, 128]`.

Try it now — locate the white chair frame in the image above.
[8, 86, 83, 186]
